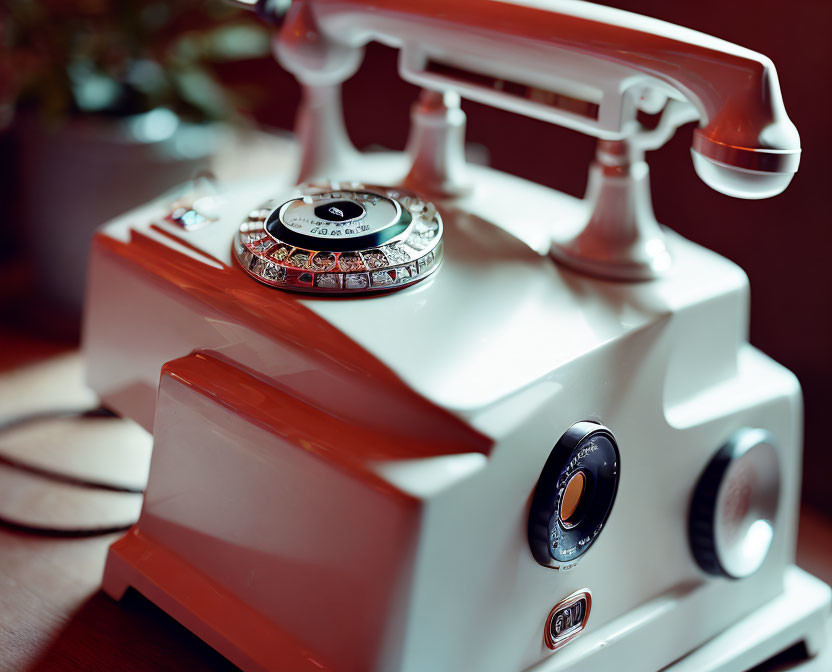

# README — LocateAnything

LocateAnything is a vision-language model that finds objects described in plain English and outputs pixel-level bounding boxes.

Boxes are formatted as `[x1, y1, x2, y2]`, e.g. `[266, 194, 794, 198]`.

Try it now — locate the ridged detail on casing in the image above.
[688, 445, 730, 577]
[528, 500, 555, 566]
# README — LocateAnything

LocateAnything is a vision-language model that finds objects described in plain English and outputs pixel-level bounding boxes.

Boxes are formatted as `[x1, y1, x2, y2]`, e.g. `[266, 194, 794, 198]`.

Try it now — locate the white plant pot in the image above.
[15, 112, 220, 315]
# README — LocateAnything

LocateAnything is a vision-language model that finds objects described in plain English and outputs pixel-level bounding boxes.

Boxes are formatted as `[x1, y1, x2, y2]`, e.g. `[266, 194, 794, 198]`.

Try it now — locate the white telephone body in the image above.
[82, 1, 831, 671]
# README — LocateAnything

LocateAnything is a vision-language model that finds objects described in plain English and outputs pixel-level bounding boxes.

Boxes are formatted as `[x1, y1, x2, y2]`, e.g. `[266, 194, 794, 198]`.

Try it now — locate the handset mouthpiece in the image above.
[688, 55, 800, 200]
[690, 130, 801, 199]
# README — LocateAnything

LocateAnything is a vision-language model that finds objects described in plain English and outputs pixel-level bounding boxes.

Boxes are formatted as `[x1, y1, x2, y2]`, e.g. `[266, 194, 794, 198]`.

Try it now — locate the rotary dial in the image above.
[234, 184, 443, 294]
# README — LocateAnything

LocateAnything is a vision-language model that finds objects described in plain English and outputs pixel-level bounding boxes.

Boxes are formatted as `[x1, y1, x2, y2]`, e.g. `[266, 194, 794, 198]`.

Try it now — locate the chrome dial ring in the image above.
[234, 184, 443, 294]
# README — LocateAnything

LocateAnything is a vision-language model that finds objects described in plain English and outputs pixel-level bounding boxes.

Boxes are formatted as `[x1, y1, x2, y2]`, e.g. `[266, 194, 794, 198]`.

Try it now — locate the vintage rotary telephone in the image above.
[82, 1, 831, 671]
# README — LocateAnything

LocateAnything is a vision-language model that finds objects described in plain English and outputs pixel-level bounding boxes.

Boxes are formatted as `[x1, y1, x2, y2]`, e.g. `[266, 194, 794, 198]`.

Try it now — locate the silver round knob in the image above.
[689, 428, 781, 579]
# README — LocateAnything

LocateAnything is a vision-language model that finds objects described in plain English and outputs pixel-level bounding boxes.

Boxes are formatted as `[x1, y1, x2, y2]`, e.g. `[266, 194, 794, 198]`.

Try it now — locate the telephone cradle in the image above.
[81, 1, 831, 671]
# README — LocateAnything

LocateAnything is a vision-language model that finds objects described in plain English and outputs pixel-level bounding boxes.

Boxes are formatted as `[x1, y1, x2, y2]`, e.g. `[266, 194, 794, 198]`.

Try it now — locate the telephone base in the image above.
[103, 525, 829, 672]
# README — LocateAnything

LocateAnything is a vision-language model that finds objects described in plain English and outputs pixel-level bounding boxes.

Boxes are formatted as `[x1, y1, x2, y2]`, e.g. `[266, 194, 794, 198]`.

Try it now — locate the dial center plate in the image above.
[269, 191, 404, 249]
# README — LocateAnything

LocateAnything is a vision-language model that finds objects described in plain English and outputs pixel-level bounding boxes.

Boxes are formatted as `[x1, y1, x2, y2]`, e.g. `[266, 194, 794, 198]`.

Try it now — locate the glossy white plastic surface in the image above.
[84, 142, 828, 671]
[84, 2, 821, 669]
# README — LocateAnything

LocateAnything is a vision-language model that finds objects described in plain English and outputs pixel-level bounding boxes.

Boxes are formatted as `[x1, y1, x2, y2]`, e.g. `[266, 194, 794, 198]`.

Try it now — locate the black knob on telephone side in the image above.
[528, 422, 621, 570]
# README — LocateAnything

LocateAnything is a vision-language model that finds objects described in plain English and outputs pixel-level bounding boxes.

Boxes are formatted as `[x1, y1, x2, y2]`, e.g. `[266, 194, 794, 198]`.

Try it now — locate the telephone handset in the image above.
[233, 0, 800, 283]
[274, 0, 799, 188]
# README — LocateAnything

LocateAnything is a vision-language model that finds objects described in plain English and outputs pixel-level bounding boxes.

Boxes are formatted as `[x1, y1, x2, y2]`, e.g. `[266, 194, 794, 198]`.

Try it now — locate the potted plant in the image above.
[0, 0, 271, 321]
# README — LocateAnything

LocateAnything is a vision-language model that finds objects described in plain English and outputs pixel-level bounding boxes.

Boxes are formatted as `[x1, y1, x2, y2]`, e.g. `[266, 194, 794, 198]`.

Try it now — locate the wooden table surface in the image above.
[0, 338, 239, 672]
[0, 340, 830, 672]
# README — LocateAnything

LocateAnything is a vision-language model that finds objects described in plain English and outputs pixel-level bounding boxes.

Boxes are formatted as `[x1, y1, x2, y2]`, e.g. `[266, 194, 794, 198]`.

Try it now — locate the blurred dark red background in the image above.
[2, 1, 830, 511]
